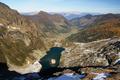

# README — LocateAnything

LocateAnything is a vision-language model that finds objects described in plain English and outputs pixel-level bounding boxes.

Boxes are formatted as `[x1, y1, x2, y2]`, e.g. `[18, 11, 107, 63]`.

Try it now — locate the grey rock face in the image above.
[60, 38, 120, 67]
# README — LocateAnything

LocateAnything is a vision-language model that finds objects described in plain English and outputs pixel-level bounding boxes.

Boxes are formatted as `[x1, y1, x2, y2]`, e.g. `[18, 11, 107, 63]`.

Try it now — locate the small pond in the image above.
[40, 47, 65, 69]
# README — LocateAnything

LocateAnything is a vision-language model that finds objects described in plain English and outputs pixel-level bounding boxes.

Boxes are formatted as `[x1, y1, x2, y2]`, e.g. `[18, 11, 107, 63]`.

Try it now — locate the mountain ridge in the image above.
[67, 13, 120, 42]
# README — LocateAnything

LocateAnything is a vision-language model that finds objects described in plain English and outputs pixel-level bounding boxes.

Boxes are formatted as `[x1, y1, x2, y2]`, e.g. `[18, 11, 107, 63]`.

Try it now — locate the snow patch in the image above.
[92, 73, 111, 80]
[114, 58, 120, 65]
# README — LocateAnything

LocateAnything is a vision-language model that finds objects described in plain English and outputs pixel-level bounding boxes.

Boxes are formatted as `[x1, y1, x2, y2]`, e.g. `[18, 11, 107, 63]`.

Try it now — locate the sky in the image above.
[0, 0, 120, 13]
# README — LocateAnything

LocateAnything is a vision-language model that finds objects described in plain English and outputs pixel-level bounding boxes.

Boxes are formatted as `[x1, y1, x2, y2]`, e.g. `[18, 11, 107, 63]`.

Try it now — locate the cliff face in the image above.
[0, 2, 46, 74]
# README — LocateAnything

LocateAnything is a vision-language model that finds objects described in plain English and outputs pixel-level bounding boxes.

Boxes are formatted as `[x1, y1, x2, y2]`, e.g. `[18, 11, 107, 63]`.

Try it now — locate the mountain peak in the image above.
[38, 11, 49, 15]
[0, 2, 10, 9]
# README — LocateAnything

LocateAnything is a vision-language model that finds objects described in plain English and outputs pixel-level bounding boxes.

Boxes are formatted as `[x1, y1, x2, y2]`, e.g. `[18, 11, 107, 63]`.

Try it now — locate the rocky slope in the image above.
[60, 38, 120, 69]
[70, 14, 96, 28]
[68, 14, 120, 42]
[0, 2, 46, 74]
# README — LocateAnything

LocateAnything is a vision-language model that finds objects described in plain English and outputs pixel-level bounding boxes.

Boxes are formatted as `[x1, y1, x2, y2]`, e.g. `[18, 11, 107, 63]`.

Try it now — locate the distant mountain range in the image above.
[57, 12, 101, 20]
[21, 12, 101, 20]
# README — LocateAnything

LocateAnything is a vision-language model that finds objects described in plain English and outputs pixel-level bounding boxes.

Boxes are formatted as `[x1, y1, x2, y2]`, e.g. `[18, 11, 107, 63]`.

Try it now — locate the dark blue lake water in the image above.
[40, 47, 65, 69]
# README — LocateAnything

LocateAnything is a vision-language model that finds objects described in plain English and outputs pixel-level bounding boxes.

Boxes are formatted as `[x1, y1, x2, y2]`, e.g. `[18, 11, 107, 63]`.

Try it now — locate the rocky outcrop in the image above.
[60, 38, 120, 68]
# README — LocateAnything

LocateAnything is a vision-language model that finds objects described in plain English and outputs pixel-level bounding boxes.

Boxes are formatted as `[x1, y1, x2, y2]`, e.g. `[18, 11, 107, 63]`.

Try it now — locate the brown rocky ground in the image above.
[81, 67, 115, 80]
[73, 67, 120, 80]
